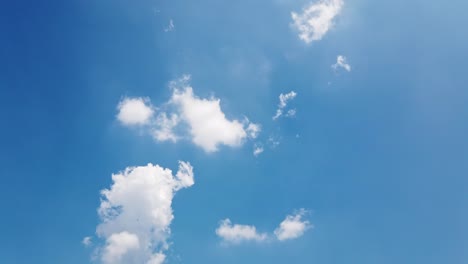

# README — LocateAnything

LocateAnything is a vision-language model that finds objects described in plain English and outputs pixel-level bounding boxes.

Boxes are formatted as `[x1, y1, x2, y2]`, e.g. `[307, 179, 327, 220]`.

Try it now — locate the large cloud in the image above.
[93, 161, 194, 264]
[116, 75, 260, 153]
[291, 0, 344, 43]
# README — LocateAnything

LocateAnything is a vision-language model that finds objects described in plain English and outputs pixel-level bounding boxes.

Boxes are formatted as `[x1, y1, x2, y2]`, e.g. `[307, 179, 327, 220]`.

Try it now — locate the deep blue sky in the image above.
[1, 0, 468, 263]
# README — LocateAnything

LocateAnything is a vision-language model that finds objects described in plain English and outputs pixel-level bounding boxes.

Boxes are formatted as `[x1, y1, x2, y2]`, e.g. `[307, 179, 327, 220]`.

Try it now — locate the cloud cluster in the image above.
[273, 91, 297, 120]
[216, 210, 311, 244]
[92, 161, 194, 264]
[291, 0, 344, 43]
[332, 55, 351, 72]
[116, 76, 260, 152]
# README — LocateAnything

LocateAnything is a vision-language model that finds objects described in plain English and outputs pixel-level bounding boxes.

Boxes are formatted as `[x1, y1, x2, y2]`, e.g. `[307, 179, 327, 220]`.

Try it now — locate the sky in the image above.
[1, 0, 468, 263]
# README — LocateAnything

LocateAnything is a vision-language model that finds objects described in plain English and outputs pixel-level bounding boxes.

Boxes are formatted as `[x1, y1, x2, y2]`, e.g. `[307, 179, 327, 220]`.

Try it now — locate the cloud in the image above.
[273, 91, 297, 120]
[117, 76, 260, 153]
[170, 81, 247, 152]
[94, 161, 195, 264]
[291, 0, 344, 43]
[153, 113, 179, 142]
[216, 219, 268, 244]
[274, 209, 312, 241]
[246, 123, 261, 139]
[117, 98, 154, 126]
[253, 144, 264, 157]
[102, 232, 140, 264]
[332, 55, 351, 72]
[164, 19, 175, 32]
[82, 236, 92, 247]
[216, 210, 311, 244]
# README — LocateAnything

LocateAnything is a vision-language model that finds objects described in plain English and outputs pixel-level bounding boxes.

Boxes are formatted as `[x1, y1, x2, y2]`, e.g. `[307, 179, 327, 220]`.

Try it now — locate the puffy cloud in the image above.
[117, 76, 260, 153]
[332, 55, 351, 72]
[117, 97, 154, 126]
[171, 84, 247, 152]
[216, 219, 268, 244]
[274, 210, 312, 241]
[102, 232, 140, 264]
[291, 0, 344, 43]
[94, 161, 195, 264]
[273, 91, 297, 120]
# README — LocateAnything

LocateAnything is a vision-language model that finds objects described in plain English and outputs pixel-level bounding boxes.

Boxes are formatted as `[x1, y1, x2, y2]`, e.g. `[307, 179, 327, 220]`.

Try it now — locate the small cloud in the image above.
[153, 113, 179, 142]
[117, 97, 154, 126]
[286, 109, 297, 118]
[291, 0, 344, 43]
[216, 209, 312, 245]
[82, 236, 92, 247]
[164, 19, 175, 32]
[246, 122, 261, 139]
[273, 91, 297, 120]
[268, 136, 281, 148]
[253, 144, 264, 157]
[216, 219, 268, 244]
[274, 209, 312, 241]
[332, 55, 351, 72]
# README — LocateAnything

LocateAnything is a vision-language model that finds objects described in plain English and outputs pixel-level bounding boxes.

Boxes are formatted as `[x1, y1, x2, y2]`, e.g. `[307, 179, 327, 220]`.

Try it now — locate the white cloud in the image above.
[147, 253, 166, 264]
[153, 113, 179, 142]
[216, 219, 268, 244]
[253, 145, 264, 157]
[332, 55, 351, 72]
[116, 76, 260, 153]
[216, 210, 311, 245]
[286, 109, 297, 117]
[291, 0, 344, 43]
[117, 97, 154, 126]
[246, 123, 261, 139]
[94, 161, 195, 264]
[102, 232, 140, 264]
[164, 19, 175, 32]
[273, 91, 297, 120]
[82, 236, 92, 247]
[274, 210, 312, 241]
[171, 84, 247, 152]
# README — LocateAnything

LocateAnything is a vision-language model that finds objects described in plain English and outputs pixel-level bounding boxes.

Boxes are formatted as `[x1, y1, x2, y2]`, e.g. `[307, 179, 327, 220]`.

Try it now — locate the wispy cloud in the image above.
[164, 19, 175, 32]
[332, 55, 351, 72]
[291, 0, 344, 43]
[273, 91, 297, 120]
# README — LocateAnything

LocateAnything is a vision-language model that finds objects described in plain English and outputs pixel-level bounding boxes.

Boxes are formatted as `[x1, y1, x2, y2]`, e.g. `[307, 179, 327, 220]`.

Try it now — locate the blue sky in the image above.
[1, 0, 468, 263]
